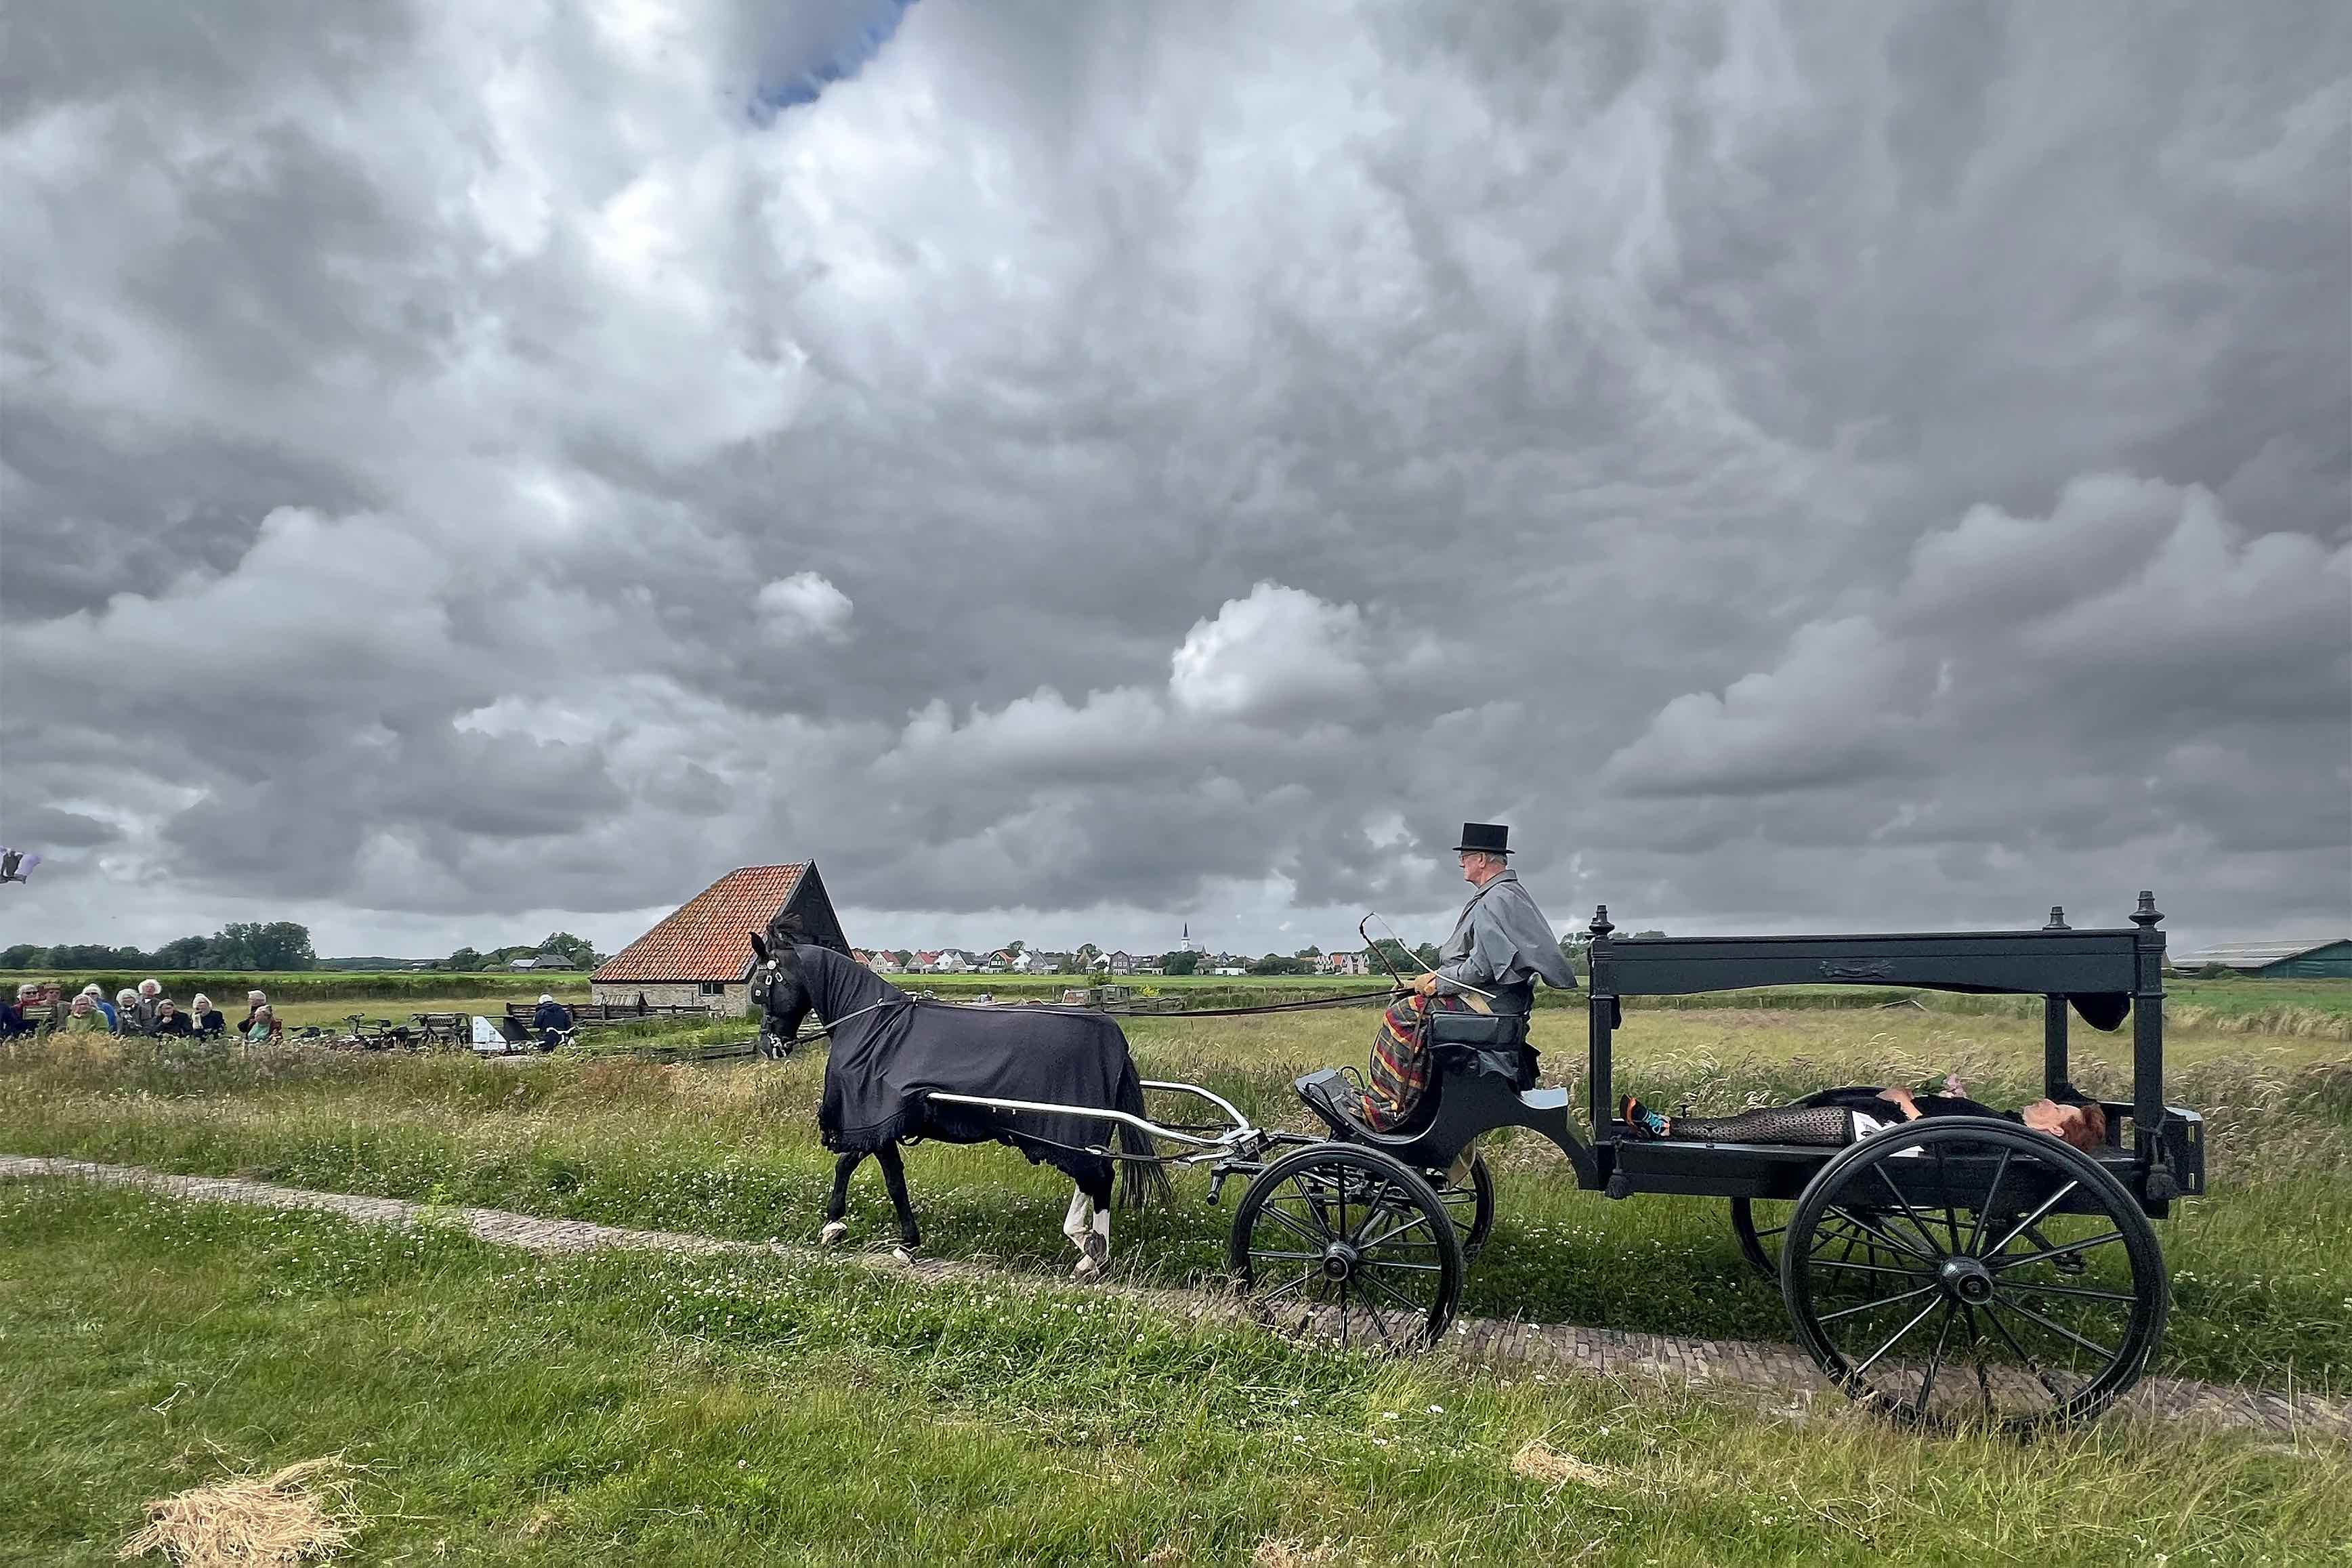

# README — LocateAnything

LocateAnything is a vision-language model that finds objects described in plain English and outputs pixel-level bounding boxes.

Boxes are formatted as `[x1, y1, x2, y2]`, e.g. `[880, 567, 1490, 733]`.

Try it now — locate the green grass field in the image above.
[5, 1182, 2347, 1567]
[5, 1000, 2348, 1564]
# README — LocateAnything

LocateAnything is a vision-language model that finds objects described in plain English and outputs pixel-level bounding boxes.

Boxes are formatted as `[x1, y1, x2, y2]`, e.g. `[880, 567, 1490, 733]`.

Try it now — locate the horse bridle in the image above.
[752, 954, 900, 1044]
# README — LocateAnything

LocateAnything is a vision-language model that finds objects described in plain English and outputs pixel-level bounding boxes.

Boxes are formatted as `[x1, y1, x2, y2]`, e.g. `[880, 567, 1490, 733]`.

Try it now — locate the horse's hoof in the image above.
[1074, 1233, 1108, 1279]
[1072, 1254, 1100, 1279]
[819, 1221, 849, 1247]
[890, 1242, 921, 1265]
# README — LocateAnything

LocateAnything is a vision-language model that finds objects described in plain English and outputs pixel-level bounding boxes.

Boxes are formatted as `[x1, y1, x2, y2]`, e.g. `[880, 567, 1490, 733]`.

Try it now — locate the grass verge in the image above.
[4, 1183, 2346, 1567]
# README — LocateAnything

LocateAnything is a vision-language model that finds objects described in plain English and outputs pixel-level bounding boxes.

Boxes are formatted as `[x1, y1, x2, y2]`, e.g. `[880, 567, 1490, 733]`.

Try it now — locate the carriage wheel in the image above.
[1730, 1197, 1789, 1279]
[1430, 1151, 1494, 1265]
[1782, 1120, 2166, 1432]
[1230, 1145, 1463, 1351]
[1740, 1196, 1918, 1284]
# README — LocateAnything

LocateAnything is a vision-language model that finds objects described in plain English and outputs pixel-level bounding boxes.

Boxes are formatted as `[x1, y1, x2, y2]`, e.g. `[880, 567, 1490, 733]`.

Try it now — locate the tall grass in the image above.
[5, 1007, 2346, 1393]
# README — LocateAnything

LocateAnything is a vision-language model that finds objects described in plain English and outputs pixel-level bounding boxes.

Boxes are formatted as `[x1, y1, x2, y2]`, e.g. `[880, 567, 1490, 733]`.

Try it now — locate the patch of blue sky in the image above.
[747, 0, 917, 125]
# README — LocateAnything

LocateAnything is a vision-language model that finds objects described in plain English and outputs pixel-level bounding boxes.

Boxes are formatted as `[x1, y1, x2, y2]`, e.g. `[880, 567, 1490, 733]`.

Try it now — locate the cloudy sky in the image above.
[3, 0, 2346, 962]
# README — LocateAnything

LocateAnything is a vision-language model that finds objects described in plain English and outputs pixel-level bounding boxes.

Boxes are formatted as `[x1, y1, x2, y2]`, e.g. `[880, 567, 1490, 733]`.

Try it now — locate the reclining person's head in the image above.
[2021, 1098, 2107, 1151]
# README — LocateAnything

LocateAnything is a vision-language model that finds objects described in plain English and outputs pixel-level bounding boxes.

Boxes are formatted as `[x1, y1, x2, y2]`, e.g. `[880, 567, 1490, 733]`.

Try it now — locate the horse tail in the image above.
[1113, 1058, 1171, 1209]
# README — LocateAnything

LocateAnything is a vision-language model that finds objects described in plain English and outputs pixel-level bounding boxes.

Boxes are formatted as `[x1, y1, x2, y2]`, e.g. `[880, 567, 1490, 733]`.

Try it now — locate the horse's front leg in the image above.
[1066, 1174, 1113, 1279]
[875, 1143, 922, 1260]
[820, 1152, 860, 1246]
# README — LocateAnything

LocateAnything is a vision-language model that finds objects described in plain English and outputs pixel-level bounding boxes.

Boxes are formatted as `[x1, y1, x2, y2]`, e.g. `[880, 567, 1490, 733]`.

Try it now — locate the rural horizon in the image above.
[2, 3, 2346, 1564]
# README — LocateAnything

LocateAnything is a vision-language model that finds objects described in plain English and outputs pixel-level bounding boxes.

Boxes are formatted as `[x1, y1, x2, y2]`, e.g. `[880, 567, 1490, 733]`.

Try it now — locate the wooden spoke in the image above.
[2003, 1279, 2139, 1305]
[1806, 1258, 1934, 1282]
[1990, 1229, 2124, 1273]
[1967, 1149, 2014, 1256]
[1912, 1303, 1960, 1418]
[1824, 1204, 1941, 1263]
[1870, 1162, 1950, 1259]
[1818, 1282, 1939, 1325]
[1994, 1296, 2120, 1364]
[1986, 1180, 2082, 1260]
[1256, 1202, 1327, 1248]
[1983, 1302, 2077, 1405]
[1850, 1296, 1945, 1377]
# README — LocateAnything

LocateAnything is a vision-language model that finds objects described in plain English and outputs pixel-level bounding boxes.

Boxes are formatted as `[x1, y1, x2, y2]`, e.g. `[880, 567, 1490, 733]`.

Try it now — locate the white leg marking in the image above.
[820, 1220, 849, 1247]
[1074, 1196, 1112, 1279]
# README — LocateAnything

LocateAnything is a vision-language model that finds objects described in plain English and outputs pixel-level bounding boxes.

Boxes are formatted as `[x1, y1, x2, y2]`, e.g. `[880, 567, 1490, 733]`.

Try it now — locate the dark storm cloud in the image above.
[1, 0, 2344, 958]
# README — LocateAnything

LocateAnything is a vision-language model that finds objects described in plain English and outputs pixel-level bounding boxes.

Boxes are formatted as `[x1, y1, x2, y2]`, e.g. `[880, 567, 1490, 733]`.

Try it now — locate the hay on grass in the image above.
[118, 1456, 358, 1567]
[1511, 1439, 1624, 1489]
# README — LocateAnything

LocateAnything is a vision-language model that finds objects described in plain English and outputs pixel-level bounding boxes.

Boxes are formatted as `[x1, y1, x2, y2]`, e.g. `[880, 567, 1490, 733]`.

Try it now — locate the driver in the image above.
[1358, 822, 1578, 1130]
[532, 992, 574, 1049]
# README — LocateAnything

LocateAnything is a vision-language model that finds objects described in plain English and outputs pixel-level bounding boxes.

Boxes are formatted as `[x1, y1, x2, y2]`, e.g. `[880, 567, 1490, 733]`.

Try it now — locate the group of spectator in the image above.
[1, 978, 279, 1043]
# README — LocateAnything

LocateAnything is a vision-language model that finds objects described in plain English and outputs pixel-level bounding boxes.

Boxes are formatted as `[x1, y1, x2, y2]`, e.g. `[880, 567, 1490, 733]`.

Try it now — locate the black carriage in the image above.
[1211, 891, 2204, 1431]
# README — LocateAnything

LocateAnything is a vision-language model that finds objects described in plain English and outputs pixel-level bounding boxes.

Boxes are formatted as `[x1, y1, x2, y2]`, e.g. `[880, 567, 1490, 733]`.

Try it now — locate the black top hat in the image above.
[1453, 822, 1511, 855]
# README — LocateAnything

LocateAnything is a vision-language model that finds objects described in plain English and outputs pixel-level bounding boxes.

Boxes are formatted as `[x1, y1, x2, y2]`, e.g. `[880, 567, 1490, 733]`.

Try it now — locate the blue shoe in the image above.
[1619, 1095, 1671, 1141]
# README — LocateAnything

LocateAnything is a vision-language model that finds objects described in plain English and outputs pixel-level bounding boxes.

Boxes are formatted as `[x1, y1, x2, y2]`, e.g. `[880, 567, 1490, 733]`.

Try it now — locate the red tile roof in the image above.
[593, 864, 808, 983]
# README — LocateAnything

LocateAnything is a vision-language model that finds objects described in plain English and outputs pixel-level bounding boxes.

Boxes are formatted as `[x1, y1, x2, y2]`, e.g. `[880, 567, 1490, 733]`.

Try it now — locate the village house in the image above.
[1319, 949, 1372, 977]
[591, 863, 849, 1016]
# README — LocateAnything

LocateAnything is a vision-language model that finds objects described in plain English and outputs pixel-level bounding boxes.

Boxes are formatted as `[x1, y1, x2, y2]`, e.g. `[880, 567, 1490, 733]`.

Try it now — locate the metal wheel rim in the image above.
[1782, 1120, 2166, 1433]
[1431, 1151, 1494, 1265]
[1230, 1145, 1463, 1351]
[1731, 1195, 1789, 1280]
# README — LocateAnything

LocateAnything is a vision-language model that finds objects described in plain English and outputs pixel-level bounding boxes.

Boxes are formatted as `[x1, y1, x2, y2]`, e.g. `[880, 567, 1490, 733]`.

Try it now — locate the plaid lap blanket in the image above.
[1360, 992, 1474, 1131]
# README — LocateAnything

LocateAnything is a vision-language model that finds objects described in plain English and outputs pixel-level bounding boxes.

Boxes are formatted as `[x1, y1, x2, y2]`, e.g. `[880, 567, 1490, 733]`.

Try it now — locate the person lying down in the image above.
[1617, 1080, 2107, 1153]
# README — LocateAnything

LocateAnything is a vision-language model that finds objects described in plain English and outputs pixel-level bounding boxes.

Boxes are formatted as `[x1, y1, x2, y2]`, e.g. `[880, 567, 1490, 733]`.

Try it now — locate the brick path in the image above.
[5, 1155, 2343, 1441]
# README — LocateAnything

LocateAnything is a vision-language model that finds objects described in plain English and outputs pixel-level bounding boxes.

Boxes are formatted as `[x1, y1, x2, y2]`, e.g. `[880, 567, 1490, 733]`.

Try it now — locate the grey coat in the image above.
[1432, 870, 1578, 1013]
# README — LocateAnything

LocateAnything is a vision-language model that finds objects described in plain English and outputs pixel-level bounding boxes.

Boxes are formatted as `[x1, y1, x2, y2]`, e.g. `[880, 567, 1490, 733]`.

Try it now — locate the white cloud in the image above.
[1169, 582, 1374, 719]
[1602, 616, 1921, 795]
[757, 572, 854, 643]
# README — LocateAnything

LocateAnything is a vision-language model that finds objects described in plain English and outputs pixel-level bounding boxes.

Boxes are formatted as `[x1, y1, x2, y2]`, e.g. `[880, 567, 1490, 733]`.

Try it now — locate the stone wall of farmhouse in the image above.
[591, 982, 748, 1017]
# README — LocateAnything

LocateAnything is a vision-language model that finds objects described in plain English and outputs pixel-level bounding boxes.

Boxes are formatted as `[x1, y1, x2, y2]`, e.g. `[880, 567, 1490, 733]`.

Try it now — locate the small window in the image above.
[698, 981, 727, 996]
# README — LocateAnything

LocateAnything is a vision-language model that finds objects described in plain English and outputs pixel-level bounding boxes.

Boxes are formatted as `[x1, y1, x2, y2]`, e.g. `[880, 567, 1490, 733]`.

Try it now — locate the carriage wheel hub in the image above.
[1320, 1242, 1358, 1280]
[1939, 1256, 1996, 1303]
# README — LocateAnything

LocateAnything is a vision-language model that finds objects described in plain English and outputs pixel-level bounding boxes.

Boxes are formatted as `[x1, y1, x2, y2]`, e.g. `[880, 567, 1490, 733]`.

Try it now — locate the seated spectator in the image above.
[190, 994, 227, 1038]
[1620, 1079, 2107, 1153]
[83, 983, 118, 1032]
[244, 1003, 280, 1044]
[150, 998, 194, 1036]
[532, 992, 574, 1048]
[242, 990, 268, 1033]
[117, 988, 146, 1035]
[129, 977, 163, 1033]
[59, 994, 109, 1034]
[1, 986, 35, 1039]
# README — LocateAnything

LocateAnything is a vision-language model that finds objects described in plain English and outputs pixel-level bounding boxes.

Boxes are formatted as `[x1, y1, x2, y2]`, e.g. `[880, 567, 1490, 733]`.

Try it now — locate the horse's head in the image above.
[747, 921, 813, 1040]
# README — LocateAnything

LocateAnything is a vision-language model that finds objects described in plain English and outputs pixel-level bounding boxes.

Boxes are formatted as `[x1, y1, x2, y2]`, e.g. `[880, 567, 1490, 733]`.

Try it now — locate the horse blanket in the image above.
[786, 947, 1150, 1189]
[1359, 992, 1476, 1131]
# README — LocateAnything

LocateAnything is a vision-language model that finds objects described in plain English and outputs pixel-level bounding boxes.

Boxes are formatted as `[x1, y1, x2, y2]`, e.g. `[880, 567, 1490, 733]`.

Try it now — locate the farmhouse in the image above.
[591, 863, 849, 1016]
[2170, 937, 2352, 979]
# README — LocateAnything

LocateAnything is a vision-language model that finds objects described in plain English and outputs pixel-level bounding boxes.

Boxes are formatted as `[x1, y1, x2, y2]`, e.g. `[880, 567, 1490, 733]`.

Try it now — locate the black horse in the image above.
[748, 921, 1166, 1274]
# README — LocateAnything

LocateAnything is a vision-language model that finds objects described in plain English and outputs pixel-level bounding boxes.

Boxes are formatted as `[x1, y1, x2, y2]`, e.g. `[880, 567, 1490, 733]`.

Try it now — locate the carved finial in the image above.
[2044, 906, 2069, 930]
[2130, 890, 2162, 928]
[1589, 904, 1616, 939]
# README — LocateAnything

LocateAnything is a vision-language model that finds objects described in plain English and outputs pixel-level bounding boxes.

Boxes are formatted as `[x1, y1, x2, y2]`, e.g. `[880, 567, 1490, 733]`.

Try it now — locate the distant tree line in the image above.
[1, 920, 318, 971]
[434, 932, 602, 972]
